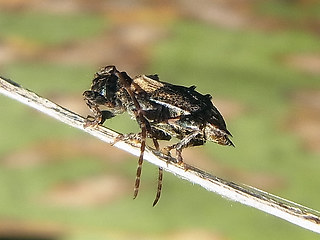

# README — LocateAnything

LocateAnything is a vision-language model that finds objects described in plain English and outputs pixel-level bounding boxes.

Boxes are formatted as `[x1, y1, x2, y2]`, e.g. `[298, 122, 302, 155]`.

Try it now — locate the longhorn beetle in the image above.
[83, 66, 233, 206]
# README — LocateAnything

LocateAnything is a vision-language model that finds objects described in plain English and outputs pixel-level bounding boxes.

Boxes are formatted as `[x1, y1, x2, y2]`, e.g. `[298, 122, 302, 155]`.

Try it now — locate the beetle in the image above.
[83, 65, 233, 206]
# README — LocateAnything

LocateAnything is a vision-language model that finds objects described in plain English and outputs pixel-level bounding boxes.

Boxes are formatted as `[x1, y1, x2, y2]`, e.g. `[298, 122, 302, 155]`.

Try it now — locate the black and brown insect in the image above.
[83, 66, 233, 206]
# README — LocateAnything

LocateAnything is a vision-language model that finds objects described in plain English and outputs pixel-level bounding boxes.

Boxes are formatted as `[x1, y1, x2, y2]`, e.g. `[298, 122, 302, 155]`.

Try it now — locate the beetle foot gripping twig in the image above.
[113, 132, 142, 147]
[162, 144, 188, 170]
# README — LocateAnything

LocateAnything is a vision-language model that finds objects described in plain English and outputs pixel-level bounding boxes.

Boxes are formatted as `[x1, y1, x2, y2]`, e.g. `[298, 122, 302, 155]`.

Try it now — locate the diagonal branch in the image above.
[1, 76, 320, 234]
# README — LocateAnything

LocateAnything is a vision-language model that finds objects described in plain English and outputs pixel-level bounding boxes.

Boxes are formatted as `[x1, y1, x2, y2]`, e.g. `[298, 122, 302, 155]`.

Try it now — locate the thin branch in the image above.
[1, 76, 320, 234]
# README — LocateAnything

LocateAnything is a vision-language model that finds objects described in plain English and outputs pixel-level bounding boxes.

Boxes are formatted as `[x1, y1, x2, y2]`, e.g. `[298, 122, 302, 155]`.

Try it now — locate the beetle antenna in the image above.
[116, 70, 150, 201]
[152, 138, 163, 206]
[133, 123, 147, 199]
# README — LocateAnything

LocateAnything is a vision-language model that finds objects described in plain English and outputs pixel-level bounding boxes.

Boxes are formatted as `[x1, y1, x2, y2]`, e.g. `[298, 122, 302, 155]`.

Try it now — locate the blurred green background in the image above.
[0, 1, 320, 239]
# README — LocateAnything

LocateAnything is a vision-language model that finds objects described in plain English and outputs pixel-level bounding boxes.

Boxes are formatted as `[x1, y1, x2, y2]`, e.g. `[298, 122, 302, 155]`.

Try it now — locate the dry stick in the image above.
[1, 76, 320, 234]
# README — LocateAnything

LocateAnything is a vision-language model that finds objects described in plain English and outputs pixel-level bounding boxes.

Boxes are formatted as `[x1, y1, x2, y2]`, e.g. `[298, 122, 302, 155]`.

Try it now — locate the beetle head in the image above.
[204, 123, 234, 146]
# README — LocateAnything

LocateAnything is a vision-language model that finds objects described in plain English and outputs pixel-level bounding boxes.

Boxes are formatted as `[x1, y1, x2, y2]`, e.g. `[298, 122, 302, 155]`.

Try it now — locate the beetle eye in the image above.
[105, 65, 116, 73]
[98, 65, 117, 75]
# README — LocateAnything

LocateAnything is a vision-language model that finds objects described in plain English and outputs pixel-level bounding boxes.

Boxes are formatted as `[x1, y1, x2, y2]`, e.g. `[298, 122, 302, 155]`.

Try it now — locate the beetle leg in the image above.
[164, 130, 204, 166]
[83, 102, 103, 127]
[112, 132, 142, 147]
[83, 90, 114, 127]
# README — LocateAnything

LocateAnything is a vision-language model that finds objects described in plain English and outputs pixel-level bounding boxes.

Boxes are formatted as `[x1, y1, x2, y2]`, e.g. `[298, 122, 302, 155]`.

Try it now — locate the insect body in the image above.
[83, 66, 233, 205]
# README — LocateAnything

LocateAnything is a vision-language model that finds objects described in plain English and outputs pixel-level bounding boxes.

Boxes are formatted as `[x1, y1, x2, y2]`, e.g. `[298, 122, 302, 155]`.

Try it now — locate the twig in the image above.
[1, 76, 320, 234]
